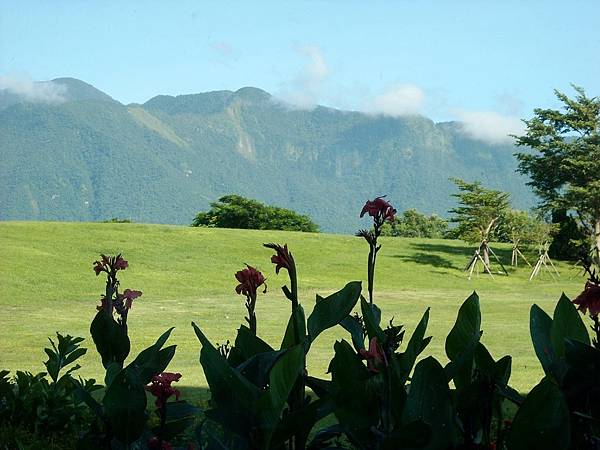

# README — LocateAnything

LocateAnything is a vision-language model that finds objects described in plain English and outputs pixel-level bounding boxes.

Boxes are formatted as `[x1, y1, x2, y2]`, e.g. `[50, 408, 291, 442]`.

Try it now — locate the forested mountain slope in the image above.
[0, 78, 534, 232]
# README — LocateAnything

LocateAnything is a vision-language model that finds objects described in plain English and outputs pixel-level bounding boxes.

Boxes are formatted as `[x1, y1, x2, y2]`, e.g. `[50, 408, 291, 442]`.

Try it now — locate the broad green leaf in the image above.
[158, 400, 201, 440]
[497, 384, 524, 405]
[236, 324, 274, 355]
[104, 361, 121, 387]
[508, 377, 570, 450]
[360, 296, 385, 342]
[550, 293, 590, 357]
[388, 354, 408, 424]
[103, 367, 147, 444]
[281, 304, 306, 349]
[236, 349, 286, 388]
[72, 381, 104, 418]
[474, 342, 495, 376]
[126, 327, 176, 385]
[271, 396, 335, 448]
[192, 321, 258, 413]
[443, 337, 478, 390]
[340, 314, 366, 351]
[305, 376, 332, 398]
[396, 308, 430, 384]
[307, 281, 361, 344]
[563, 338, 600, 412]
[90, 310, 130, 369]
[445, 292, 481, 362]
[328, 339, 378, 446]
[530, 304, 555, 375]
[228, 325, 274, 366]
[494, 355, 512, 387]
[257, 345, 304, 447]
[402, 357, 457, 450]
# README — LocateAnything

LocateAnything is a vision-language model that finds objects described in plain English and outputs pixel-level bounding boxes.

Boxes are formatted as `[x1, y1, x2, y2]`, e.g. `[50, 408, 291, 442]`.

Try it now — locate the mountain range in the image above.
[0, 77, 535, 233]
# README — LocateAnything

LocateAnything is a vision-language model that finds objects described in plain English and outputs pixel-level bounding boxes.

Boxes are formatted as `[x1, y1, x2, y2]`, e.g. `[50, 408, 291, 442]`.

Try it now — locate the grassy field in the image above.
[0, 221, 588, 397]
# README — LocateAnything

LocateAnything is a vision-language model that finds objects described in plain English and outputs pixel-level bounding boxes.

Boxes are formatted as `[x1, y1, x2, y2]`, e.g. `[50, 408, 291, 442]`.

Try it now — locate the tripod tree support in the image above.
[529, 242, 560, 281]
[465, 240, 509, 280]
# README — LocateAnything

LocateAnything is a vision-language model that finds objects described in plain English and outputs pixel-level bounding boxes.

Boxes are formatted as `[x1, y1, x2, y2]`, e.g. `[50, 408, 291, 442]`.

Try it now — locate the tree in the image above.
[191, 195, 319, 232]
[498, 209, 536, 267]
[514, 86, 600, 262]
[548, 209, 588, 261]
[449, 178, 510, 268]
[380, 208, 448, 238]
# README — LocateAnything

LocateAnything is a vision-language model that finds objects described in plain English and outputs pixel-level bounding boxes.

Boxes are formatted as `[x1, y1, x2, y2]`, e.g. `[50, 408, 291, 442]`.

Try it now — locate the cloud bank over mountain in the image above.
[0, 74, 67, 103]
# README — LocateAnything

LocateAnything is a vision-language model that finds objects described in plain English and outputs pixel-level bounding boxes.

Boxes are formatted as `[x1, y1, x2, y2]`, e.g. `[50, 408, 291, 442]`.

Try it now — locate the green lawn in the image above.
[0, 221, 588, 394]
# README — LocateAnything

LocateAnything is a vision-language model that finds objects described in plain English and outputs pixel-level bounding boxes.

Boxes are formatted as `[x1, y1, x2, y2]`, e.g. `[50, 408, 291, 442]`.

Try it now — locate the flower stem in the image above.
[592, 315, 600, 350]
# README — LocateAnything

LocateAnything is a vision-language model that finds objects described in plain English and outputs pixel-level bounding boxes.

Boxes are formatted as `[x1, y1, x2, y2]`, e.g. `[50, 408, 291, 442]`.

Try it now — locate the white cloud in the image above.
[0, 73, 67, 103]
[366, 84, 425, 116]
[455, 109, 525, 144]
[276, 45, 330, 109]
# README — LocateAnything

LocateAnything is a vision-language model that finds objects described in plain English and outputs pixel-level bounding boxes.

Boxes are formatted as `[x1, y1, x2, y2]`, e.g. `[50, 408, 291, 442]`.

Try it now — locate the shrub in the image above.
[191, 194, 319, 232]
[0, 333, 98, 448]
[379, 208, 448, 238]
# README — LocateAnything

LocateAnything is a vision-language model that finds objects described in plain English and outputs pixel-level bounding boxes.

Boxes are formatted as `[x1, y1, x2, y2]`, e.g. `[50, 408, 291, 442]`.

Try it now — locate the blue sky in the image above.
[1, 1, 599, 142]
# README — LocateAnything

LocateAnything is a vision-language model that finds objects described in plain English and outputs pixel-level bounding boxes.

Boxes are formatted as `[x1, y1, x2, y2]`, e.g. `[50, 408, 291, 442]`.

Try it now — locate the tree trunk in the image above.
[482, 241, 491, 272]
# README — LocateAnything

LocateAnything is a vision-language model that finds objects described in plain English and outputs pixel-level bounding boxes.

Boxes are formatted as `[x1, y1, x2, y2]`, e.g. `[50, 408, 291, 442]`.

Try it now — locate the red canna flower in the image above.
[93, 254, 110, 276]
[573, 281, 600, 317]
[235, 265, 266, 297]
[114, 255, 129, 271]
[118, 289, 142, 309]
[360, 196, 396, 223]
[264, 243, 295, 274]
[93, 253, 129, 275]
[359, 337, 387, 373]
[146, 372, 182, 410]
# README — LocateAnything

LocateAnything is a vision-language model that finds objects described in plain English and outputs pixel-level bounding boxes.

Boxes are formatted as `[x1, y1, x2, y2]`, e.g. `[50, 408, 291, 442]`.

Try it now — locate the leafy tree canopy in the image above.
[380, 208, 448, 238]
[448, 178, 510, 244]
[548, 209, 589, 261]
[514, 85, 600, 259]
[497, 209, 537, 246]
[191, 195, 319, 232]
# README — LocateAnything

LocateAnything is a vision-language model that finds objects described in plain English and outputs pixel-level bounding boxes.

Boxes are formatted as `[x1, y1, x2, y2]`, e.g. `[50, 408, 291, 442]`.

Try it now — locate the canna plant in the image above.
[310, 197, 434, 449]
[77, 254, 196, 449]
[192, 245, 362, 449]
[317, 197, 520, 450]
[508, 259, 600, 450]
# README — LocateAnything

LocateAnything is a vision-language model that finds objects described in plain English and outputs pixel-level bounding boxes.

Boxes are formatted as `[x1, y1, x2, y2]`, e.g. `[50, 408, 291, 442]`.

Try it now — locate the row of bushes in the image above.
[1, 197, 599, 449]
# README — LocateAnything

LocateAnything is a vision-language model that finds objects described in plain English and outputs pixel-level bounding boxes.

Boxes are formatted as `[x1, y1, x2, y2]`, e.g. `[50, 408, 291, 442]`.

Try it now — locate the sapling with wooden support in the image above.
[528, 220, 560, 281]
[500, 209, 536, 268]
[449, 178, 510, 280]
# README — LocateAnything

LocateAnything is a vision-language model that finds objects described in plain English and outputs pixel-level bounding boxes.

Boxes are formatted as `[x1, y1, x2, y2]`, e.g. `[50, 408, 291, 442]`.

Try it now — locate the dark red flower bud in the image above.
[235, 265, 266, 297]
[264, 243, 295, 274]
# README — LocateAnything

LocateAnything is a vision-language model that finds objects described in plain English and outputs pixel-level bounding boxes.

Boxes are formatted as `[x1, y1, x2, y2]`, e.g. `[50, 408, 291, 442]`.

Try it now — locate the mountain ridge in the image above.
[0, 77, 535, 232]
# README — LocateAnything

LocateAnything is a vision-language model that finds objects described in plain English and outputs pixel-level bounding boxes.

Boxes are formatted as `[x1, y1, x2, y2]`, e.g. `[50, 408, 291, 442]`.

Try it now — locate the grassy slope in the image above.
[0, 221, 587, 393]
